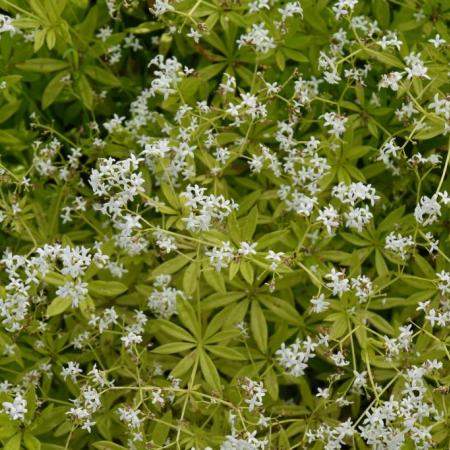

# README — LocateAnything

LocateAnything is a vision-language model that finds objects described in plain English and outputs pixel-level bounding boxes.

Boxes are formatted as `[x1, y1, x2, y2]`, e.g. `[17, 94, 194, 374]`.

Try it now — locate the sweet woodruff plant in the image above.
[0, 0, 449, 449]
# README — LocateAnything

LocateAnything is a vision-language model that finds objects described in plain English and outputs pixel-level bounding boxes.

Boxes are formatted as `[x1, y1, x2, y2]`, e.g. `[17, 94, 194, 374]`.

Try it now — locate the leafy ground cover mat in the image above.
[0, 0, 449, 449]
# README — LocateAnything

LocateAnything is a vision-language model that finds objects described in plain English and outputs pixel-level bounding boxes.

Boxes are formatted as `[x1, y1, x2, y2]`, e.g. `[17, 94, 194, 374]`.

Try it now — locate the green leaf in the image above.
[151, 410, 172, 446]
[92, 442, 127, 450]
[33, 406, 68, 435]
[5, 433, 21, 450]
[251, 301, 267, 353]
[42, 71, 69, 109]
[240, 260, 254, 285]
[78, 74, 93, 110]
[76, 4, 98, 38]
[256, 230, 289, 250]
[340, 232, 370, 246]
[157, 319, 196, 342]
[227, 212, 241, 245]
[372, 0, 390, 28]
[46, 29, 56, 50]
[161, 182, 180, 209]
[88, 280, 127, 297]
[151, 254, 193, 277]
[203, 266, 226, 293]
[126, 22, 165, 34]
[282, 47, 308, 62]
[40, 445, 65, 450]
[228, 261, 240, 280]
[84, 65, 120, 87]
[43, 272, 66, 286]
[24, 387, 37, 421]
[415, 123, 445, 140]
[153, 342, 195, 354]
[413, 254, 435, 279]
[0, 100, 21, 124]
[16, 58, 69, 72]
[183, 261, 200, 296]
[205, 328, 240, 344]
[366, 311, 394, 335]
[275, 50, 285, 71]
[23, 434, 41, 450]
[197, 62, 227, 81]
[201, 292, 246, 310]
[378, 206, 405, 232]
[258, 295, 302, 326]
[34, 30, 46, 52]
[171, 350, 197, 377]
[264, 368, 279, 400]
[206, 345, 246, 360]
[240, 206, 258, 241]
[363, 49, 403, 68]
[177, 298, 201, 340]
[46, 297, 71, 317]
[0, 130, 22, 146]
[199, 349, 221, 391]
[375, 250, 389, 277]
[329, 314, 348, 339]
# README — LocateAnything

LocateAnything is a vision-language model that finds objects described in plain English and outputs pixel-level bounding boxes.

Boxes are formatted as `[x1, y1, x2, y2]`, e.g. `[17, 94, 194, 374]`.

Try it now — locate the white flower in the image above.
[121, 331, 142, 348]
[332, 182, 379, 206]
[325, 268, 350, 297]
[395, 101, 417, 122]
[206, 241, 235, 271]
[351, 275, 373, 302]
[378, 71, 403, 91]
[151, 388, 165, 406]
[118, 406, 142, 429]
[385, 232, 414, 260]
[150, 0, 174, 15]
[331, 350, 349, 366]
[310, 294, 330, 313]
[265, 250, 285, 270]
[248, 0, 270, 13]
[2, 393, 27, 421]
[238, 242, 257, 256]
[237, 23, 276, 54]
[317, 205, 340, 235]
[148, 55, 185, 99]
[428, 34, 446, 48]
[344, 205, 373, 231]
[404, 52, 430, 80]
[187, 28, 201, 43]
[428, 94, 450, 120]
[153, 227, 177, 253]
[276, 337, 318, 377]
[148, 277, 184, 319]
[278, 2, 303, 22]
[332, 0, 358, 20]
[56, 280, 88, 308]
[377, 31, 402, 50]
[414, 194, 442, 226]
[316, 387, 330, 398]
[241, 378, 266, 412]
[96, 26, 112, 42]
[320, 112, 348, 138]
[0, 14, 17, 34]
[181, 184, 238, 232]
[352, 370, 368, 391]
[436, 270, 450, 295]
[61, 362, 83, 382]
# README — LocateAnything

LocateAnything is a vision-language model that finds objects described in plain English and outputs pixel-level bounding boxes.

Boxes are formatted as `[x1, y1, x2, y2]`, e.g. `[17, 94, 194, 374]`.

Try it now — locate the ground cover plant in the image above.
[0, 0, 449, 448]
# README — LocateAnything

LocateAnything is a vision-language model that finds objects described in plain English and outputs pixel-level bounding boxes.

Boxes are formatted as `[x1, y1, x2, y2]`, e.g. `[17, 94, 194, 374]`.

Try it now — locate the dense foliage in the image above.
[0, 0, 449, 449]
